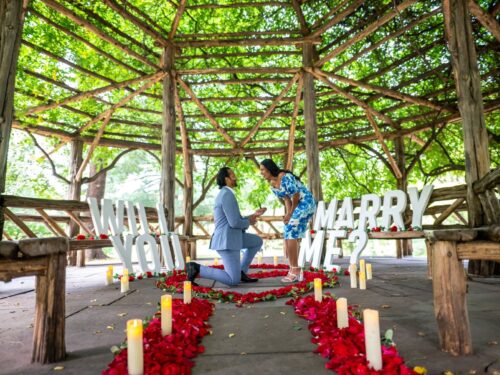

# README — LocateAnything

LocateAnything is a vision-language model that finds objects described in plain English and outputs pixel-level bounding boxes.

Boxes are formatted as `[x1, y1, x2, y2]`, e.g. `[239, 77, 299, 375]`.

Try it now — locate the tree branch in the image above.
[82, 148, 135, 184]
[25, 130, 70, 184]
[333, 148, 371, 193]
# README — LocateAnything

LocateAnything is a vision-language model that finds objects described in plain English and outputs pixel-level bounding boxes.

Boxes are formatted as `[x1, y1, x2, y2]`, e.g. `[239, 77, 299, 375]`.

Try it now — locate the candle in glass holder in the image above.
[359, 259, 366, 274]
[336, 297, 348, 328]
[127, 319, 144, 375]
[121, 273, 129, 293]
[359, 271, 367, 290]
[214, 257, 219, 266]
[183, 281, 192, 304]
[186, 256, 191, 264]
[161, 294, 172, 336]
[363, 309, 382, 370]
[349, 264, 357, 288]
[313, 278, 322, 302]
[366, 263, 373, 279]
[273, 256, 278, 266]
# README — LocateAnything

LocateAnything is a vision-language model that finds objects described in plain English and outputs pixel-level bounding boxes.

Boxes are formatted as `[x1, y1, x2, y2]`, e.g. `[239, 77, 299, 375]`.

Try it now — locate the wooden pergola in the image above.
[1, 0, 499, 364]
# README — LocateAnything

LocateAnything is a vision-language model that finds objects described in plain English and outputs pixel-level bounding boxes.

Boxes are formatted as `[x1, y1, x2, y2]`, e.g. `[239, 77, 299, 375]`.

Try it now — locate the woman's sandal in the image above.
[281, 267, 301, 283]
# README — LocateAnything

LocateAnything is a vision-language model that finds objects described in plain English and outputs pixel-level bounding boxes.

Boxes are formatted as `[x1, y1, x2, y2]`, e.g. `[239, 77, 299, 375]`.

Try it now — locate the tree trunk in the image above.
[302, 43, 322, 201]
[183, 154, 194, 258]
[85, 162, 107, 261]
[160, 46, 176, 231]
[0, 0, 28, 236]
[395, 137, 412, 257]
[443, 0, 495, 276]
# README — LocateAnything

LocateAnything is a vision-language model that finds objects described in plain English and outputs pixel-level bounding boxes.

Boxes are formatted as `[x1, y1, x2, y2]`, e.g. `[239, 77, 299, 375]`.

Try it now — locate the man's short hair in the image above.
[216, 167, 231, 188]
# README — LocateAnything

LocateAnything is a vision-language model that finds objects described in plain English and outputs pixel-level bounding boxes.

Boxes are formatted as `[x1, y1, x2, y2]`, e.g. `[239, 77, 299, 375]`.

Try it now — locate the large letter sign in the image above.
[88, 198, 184, 273]
[298, 185, 433, 267]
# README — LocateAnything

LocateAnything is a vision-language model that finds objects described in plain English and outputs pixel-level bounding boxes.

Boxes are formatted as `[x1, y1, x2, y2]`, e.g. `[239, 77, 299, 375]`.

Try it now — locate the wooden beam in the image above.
[240, 73, 301, 147]
[103, 0, 170, 47]
[332, 8, 441, 72]
[36, 209, 68, 237]
[4, 208, 37, 238]
[317, 69, 451, 112]
[457, 241, 500, 261]
[176, 67, 299, 75]
[309, 69, 397, 126]
[75, 75, 164, 181]
[316, 0, 419, 66]
[39, 0, 159, 69]
[175, 36, 321, 48]
[30, 9, 145, 75]
[65, 210, 93, 236]
[468, 0, 500, 41]
[185, 77, 291, 86]
[291, 0, 310, 34]
[311, 0, 351, 30]
[433, 198, 466, 225]
[178, 50, 301, 59]
[286, 76, 303, 170]
[173, 81, 192, 187]
[169, 0, 187, 39]
[185, 1, 292, 9]
[311, 0, 364, 37]
[177, 77, 237, 147]
[365, 111, 403, 179]
[24, 72, 163, 116]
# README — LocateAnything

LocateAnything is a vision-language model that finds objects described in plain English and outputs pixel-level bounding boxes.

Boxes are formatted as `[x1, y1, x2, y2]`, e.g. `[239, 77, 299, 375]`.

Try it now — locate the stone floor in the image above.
[0, 257, 499, 375]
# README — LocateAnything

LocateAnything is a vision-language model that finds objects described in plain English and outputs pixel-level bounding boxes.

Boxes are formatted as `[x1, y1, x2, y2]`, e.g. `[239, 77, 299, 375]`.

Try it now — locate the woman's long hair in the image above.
[260, 159, 301, 182]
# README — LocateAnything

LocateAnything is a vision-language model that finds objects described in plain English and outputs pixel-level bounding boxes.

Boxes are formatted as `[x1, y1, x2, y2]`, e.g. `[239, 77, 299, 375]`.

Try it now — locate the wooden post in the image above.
[160, 46, 176, 232]
[431, 240, 472, 355]
[0, 0, 28, 236]
[302, 43, 322, 201]
[394, 137, 410, 257]
[443, 0, 493, 275]
[67, 140, 83, 266]
[30, 238, 69, 363]
[183, 155, 194, 258]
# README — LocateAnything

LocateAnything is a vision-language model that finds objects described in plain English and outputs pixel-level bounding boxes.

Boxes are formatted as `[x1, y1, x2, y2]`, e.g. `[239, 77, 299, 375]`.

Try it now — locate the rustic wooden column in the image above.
[302, 43, 322, 201]
[160, 46, 176, 232]
[0, 0, 28, 236]
[21, 237, 69, 363]
[67, 140, 83, 266]
[443, 0, 493, 275]
[431, 240, 472, 355]
[183, 154, 194, 258]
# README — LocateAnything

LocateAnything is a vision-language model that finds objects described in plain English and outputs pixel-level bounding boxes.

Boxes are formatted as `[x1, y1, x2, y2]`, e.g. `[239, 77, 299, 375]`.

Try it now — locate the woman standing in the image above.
[259, 159, 316, 282]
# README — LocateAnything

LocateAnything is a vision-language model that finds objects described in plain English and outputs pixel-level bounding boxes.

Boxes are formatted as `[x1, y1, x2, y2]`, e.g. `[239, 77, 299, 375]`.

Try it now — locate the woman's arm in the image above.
[283, 193, 299, 223]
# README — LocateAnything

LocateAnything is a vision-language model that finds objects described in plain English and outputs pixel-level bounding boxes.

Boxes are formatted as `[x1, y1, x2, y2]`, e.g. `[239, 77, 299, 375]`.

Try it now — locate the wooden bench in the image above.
[425, 226, 500, 356]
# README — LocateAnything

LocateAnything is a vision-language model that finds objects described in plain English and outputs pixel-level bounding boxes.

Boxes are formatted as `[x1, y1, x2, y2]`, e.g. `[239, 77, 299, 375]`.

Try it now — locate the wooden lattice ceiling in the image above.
[11, 0, 500, 161]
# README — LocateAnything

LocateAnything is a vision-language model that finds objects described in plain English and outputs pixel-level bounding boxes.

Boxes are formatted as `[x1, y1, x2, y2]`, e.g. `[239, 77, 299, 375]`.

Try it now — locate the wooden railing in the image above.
[1, 184, 473, 242]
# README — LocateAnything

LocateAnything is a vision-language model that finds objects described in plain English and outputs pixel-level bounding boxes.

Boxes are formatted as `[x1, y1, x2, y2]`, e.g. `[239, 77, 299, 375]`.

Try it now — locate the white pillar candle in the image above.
[186, 256, 191, 263]
[363, 309, 382, 370]
[183, 280, 192, 304]
[121, 271, 129, 293]
[359, 259, 366, 274]
[161, 294, 172, 336]
[359, 271, 367, 290]
[349, 264, 357, 288]
[366, 263, 373, 280]
[336, 297, 349, 329]
[214, 257, 219, 266]
[127, 319, 144, 375]
[313, 278, 322, 302]
[257, 254, 262, 265]
[273, 256, 278, 266]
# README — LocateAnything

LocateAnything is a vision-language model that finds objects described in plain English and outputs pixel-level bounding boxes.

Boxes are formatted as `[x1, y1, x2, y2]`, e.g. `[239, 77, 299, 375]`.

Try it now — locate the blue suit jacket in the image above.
[209, 187, 250, 251]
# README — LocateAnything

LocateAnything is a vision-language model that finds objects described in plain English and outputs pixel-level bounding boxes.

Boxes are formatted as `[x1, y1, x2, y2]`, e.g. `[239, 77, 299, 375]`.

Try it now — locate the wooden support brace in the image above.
[433, 198, 466, 225]
[4, 208, 37, 238]
[431, 240, 472, 355]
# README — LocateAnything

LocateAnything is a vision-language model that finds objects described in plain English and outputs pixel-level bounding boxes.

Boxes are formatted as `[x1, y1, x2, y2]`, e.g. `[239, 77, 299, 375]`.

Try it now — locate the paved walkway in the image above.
[0, 257, 499, 374]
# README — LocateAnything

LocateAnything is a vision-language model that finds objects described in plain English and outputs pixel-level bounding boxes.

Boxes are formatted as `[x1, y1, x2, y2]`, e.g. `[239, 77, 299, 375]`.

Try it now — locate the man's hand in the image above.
[248, 214, 257, 225]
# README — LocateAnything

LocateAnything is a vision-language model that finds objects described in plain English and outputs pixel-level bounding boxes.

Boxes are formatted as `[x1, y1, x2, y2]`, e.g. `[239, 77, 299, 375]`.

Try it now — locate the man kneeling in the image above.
[186, 167, 266, 286]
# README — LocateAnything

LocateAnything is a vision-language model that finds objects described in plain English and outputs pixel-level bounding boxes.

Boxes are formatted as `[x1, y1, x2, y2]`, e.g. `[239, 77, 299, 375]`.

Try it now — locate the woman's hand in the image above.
[283, 213, 291, 224]
[254, 207, 267, 216]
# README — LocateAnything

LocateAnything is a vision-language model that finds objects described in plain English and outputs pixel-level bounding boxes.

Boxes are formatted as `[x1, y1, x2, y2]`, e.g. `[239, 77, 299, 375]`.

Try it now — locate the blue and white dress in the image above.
[271, 173, 316, 239]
